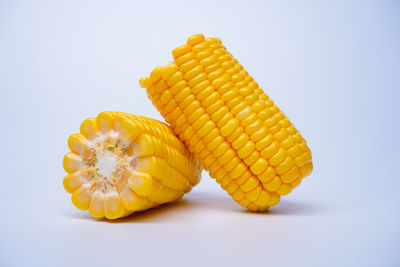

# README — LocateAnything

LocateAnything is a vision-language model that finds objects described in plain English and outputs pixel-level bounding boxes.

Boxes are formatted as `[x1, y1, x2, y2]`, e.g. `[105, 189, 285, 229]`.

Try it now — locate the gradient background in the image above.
[0, 1, 399, 266]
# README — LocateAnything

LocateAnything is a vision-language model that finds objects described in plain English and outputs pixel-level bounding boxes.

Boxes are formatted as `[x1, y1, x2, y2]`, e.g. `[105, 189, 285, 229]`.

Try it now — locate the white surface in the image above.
[0, 1, 399, 266]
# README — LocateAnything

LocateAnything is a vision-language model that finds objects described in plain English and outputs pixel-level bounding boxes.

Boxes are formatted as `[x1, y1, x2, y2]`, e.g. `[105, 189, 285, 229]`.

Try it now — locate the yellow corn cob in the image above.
[63, 111, 201, 219]
[139, 34, 313, 211]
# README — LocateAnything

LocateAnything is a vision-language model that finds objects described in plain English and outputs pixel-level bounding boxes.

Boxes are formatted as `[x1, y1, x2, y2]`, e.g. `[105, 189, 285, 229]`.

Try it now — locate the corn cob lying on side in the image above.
[140, 34, 313, 211]
[63, 111, 201, 219]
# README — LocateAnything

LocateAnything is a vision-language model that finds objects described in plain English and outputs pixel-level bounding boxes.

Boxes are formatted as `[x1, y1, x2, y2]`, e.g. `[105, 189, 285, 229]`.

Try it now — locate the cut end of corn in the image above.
[63, 111, 202, 219]
[139, 34, 313, 211]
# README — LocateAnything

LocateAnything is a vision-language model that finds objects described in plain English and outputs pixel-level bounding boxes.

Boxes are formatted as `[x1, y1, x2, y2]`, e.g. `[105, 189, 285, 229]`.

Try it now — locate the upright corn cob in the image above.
[139, 34, 313, 211]
[63, 111, 201, 219]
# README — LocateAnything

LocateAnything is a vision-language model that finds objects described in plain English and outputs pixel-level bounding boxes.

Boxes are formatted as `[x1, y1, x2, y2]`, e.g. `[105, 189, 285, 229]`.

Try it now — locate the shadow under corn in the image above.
[67, 191, 325, 223]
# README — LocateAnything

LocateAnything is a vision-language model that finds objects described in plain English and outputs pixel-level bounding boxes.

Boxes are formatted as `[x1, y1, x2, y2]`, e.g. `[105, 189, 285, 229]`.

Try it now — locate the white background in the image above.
[0, 1, 399, 266]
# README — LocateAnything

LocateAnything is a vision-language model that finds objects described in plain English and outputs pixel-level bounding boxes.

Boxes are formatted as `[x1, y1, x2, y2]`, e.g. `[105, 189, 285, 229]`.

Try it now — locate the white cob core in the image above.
[95, 151, 118, 179]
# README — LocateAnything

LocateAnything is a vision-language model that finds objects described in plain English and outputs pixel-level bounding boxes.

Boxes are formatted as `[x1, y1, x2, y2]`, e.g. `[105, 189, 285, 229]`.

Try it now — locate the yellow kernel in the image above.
[226, 182, 239, 194]
[184, 65, 204, 80]
[226, 127, 244, 143]
[179, 59, 199, 73]
[206, 99, 224, 114]
[200, 55, 218, 67]
[223, 157, 241, 172]
[250, 126, 268, 142]
[280, 166, 300, 183]
[196, 86, 214, 100]
[286, 126, 297, 135]
[188, 72, 207, 87]
[262, 176, 281, 191]
[67, 134, 91, 157]
[175, 87, 191, 102]
[244, 94, 258, 105]
[139, 76, 151, 88]
[237, 141, 255, 159]
[169, 80, 187, 95]
[187, 108, 204, 123]
[63, 152, 85, 173]
[294, 153, 308, 167]
[217, 81, 234, 94]
[258, 109, 273, 120]
[290, 177, 302, 188]
[276, 184, 292, 196]
[197, 121, 215, 138]
[234, 170, 252, 185]
[150, 66, 164, 83]
[183, 100, 201, 116]
[264, 116, 278, 127]
[211, 106, 229, 122]
[230, 102, 247, 116]
[208, 68, 224, 80]
[206, 136, 224, 151]
[172, 44, 191, 59]
[255, 134, 273, 151]
[175, 51, 195, 65]
[281, 135, 296, 149]
[245, 119, 262, 136]
[221, 87, 239, 102]
[217, 149, 235, 165]
[162, 63, 179, 80]
[216, 112, 233, 128]
[212, 74, 230, 89]
[287, 144, 302, 157]
[213, 142, 230, 157]
[167, 71, 184, 86]
[240, 177, 259, 192]
[267, 193, 280, 207]
[275, 156, 294, 175]
[235, 107, 252, 121]
[191, 80, 210, 95]
[254, 190, 271, 207]
[250, 158, 268, 175]
[229, 162, 247, 179]
[252, 100, 267, 112]
[300, 163, 313, 177]
[80, 118, 98, 139]
[220, 118, 239, 137]
[204, 61, 220, 73]
[202, 92, 220, 107]
[232, 133, 249, 150]
[71, 182, 93, 210]
[233, 190, 244, 202]
[203, 128, 219, 143]
[240, 113, 257, 127]
[187, 34, 205, 46]
[226, 96, 242, 109]
[192, 114, 209, 130]
[260, 141, 279, 159]
[246, 185, 262, 201]
[63, 170, 88, 194]
[259, 166, 275, 183]
[160, 90, 173, 104]
[243, 150, 259, 166]
[269, 148, 287, 166]
[273, 128, 289, 142]
[279, 118, 291, 128]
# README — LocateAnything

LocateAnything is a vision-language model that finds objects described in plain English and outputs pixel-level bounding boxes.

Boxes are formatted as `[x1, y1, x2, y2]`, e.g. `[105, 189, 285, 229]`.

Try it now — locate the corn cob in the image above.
[63, 111, 201, 219]
[139, 34, 313, 211]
